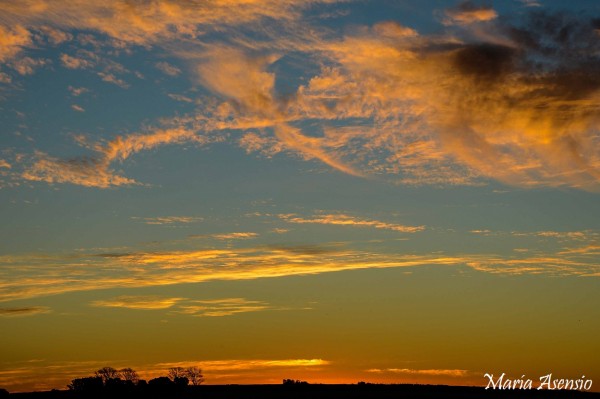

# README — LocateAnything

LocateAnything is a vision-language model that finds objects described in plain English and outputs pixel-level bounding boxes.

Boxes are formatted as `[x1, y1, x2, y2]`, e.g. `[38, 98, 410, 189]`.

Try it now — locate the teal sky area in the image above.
[1, 0, 599, 393]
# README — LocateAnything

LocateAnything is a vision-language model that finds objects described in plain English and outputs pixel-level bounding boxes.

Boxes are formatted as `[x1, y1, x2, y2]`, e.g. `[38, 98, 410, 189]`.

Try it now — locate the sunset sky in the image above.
[1, 0, 600, 393]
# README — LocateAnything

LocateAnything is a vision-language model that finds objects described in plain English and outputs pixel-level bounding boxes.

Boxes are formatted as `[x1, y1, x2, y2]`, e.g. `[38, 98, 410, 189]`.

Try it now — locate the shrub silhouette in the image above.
[68, 376, 104, 393]
[283, 379, 309, 386]
[148, 376, 174, 387]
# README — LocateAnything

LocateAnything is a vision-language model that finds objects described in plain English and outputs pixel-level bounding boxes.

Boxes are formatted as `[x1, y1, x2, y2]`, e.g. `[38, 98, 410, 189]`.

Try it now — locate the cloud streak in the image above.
[367, 368, 469, 377]
[22, 126, 215, 187]
[1, 231, 598, 303]
[0, 306, 50, 317]
[90, 295, 183, 310]
[279, 213, 424, 232]
[174, 298, 272, 317]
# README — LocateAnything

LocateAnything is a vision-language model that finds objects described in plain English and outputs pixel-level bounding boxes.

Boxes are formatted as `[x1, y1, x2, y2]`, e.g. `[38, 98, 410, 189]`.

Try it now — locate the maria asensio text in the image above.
[484, 373, 593, 391]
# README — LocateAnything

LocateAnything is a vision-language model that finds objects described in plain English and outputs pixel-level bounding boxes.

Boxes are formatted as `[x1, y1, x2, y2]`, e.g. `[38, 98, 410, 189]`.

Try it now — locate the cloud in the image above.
[1, 228, 599, 302]
[22, 126, 215, 187]
[367, 368, 469, 377]
[90, 295, 280, 316]
[174, 298, 271, 317]
[39, 26, 73, 44]
[0, 245, 468, 302]
[60, 53, 95, 69]
[156, 358, 329, 372]
[155, 61, 181, 76]
[5, 3, 598, 190]
[132, 216, 204, 225]
[0, 159, 11, 169]
[187, 9, 600, 190]
[71, 104, 85, 112]
[188, 232, 259, 240]
[68, 86, 89, 96]
[168, 93, 193, 103]
[10, 56, 48, 75]
[0, 306, 50, 317]
[98, 72, 129, 88]
[279, 213, 425, 233]
[211, 232, 259, 240]
[443, 1, 498, 25]
[0, 25, 31, 63]
[91, 295, 183, 309]
[0, 0, 341, 50]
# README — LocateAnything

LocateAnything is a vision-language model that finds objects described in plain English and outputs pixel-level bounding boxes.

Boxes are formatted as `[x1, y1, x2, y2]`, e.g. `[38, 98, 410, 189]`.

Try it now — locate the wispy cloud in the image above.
[91, 295, 183, 310]
[68, 86, 89, 97]
[156, 358, 329, 372]
[188, 232, 259, 240]
[174, 298, 272, 317]
[0, 245, 467, 302]
[211, 232, 259, 240]
[279, 213, 425, 233]
[22, 126, 217, 188]
[367, 368, 469, 377]
[155, 61, 181, 76]
[0, 306, 50, 317]
[132, 216, 204, 225]
[90, 295, 278, 317]
[442, 1, 498, 25]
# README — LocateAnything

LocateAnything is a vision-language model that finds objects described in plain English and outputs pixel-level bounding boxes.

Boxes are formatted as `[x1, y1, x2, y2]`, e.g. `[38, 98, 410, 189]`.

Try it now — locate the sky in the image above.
[1, 0, 600, 393]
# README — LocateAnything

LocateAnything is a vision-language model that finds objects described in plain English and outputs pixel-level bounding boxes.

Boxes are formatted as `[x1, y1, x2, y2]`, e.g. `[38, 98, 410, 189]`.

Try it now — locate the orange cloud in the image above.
[0, 245, 469, 302]
[443, 1, 498, 25]
[0, 25, 30, 63]
[156, 358, 329, 372]
[90, 295, 184, 309]
[193, 13, 600, 189]
[132, 216, 204, 225]
[1, 232, 599, 302]
[279, 213, 425, 233]
[0, 0, 339, 49]
[22, 126, 215, 187]
[367, 368, 469, 377]
[174, 298, 271, 317]
[211, 232, 259, 240]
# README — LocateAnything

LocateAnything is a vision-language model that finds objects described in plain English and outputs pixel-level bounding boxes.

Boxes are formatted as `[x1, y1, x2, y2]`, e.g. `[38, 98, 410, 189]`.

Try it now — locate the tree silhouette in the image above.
[68, 376, 104, 393]
[185, 366, 204, 386]
[167, 367, 186, 380]
[95, 367, 119, 383]
[148, 376, 174, 388]
[119, 368, 139, 384]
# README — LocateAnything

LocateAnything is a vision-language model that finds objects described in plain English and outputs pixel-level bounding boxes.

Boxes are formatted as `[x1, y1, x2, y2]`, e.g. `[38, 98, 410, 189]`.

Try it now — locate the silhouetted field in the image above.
[7, 384, 600, 399]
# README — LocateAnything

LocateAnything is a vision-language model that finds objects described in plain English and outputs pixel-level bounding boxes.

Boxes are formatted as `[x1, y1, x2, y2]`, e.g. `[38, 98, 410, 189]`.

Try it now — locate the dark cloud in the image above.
[267, 244, 339, 255]
[453, 43, 517, 81]
[0, 306, 50, 317]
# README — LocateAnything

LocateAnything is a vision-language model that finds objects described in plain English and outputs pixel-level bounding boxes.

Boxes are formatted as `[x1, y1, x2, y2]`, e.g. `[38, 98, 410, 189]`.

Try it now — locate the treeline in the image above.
[67, 366, 203, 394]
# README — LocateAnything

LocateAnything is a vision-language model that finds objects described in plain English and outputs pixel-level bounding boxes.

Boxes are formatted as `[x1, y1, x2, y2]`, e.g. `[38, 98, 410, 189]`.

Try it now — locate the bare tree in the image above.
[185, 366, 204, 386]
[119, 368, 139, 384]
[167, 367, 186, 381]
[95, 367, 119, 383]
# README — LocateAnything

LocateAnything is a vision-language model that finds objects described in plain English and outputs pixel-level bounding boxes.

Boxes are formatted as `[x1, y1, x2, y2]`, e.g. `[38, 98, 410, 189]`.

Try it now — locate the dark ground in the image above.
[7, 384, 600, 399]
